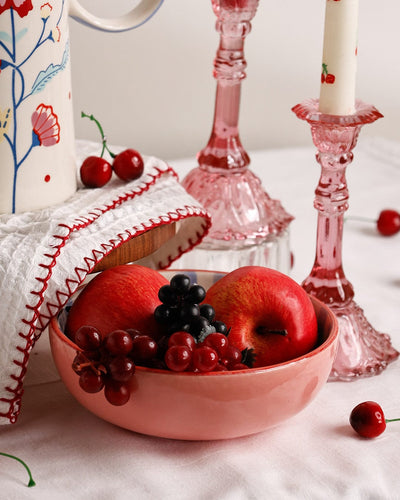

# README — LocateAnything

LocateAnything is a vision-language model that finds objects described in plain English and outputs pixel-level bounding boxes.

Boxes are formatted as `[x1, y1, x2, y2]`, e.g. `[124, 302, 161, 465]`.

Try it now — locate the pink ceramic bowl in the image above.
[49, 270, 338, 441]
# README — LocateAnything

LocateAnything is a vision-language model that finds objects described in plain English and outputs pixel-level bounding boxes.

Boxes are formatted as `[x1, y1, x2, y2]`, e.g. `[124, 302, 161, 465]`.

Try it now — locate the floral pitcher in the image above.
[0, 0, 163, 214]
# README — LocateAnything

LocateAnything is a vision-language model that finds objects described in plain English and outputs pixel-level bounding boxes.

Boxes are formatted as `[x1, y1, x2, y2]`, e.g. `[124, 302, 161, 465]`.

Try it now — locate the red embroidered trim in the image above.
[0, 165, 211, 423]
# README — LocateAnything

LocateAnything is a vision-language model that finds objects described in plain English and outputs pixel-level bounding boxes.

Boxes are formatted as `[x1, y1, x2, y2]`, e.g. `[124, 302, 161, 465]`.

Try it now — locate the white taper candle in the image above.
[319, 0, 359, 115]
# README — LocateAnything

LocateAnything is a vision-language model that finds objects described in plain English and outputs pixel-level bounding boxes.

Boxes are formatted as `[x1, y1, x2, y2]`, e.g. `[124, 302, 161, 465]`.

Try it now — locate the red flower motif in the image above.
[0, 0, 34, 18]
[31, 104, 60, 147]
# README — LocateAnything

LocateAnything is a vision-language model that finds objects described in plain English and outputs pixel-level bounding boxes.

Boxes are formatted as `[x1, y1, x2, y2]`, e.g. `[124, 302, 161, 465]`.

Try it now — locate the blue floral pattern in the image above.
[0, 1, 68, 212]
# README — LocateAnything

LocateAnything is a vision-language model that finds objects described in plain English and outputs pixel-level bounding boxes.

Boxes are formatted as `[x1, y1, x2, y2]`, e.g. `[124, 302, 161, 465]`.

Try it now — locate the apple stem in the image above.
[256, 327, 288, 337]
[81, 111, 116, 159]
[0, 452, 36, 487]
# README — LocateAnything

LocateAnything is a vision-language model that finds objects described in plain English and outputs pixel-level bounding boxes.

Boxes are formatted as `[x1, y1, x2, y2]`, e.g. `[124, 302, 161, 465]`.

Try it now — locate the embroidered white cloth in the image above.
[0, 142, 210, 424]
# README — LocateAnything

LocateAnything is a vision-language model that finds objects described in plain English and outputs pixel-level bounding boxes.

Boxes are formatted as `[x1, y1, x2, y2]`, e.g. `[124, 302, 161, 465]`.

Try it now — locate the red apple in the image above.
[65, 265, 169, 341]
[205, 266, 318, 367]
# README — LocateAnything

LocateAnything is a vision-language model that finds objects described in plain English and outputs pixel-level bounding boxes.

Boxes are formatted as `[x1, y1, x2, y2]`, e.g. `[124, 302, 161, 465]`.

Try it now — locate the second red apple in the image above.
[205, 266, 318, 367]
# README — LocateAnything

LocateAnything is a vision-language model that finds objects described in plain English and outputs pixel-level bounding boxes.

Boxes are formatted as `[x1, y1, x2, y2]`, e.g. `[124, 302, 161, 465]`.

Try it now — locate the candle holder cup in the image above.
[177, 0, 293, 273]
[293, 98, 399, 381]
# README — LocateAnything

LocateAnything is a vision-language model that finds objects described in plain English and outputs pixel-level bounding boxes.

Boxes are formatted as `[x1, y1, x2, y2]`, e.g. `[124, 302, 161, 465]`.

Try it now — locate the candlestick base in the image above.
[293, 98, 399, 382]
[328, 300, 399, 381]
[175, 166, 293, 273]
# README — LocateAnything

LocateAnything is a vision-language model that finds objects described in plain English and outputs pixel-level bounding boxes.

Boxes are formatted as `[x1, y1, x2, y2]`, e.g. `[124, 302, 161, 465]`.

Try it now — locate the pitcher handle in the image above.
[69, 0, 164, 33]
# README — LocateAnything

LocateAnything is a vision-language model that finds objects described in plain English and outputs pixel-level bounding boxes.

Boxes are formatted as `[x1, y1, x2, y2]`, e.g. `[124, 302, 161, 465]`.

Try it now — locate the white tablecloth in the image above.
[1, 136, 399, 499]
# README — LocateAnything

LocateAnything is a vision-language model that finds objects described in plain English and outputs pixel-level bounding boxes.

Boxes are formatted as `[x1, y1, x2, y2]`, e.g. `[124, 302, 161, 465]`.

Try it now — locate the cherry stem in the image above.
[81, 111, 116, 159]
[386, 417, 400, 423]
[0, 452, 36, 487]
[345, 215, 377, 224]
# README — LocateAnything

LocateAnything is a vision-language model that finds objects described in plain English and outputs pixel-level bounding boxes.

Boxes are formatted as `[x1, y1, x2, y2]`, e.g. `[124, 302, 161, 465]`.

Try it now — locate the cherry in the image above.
[80, 156, 112, 188]
[112, 148, 144, 182]
[346, 209, 400, 237]
[376, 209, 400, 236]
[81, 112, 144, 186]
[350, 401, 400, 438]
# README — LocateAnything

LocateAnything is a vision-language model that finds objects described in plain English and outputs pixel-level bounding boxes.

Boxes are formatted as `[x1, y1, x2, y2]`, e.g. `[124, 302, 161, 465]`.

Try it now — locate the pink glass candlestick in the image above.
[292, 98, 399, 381]
[178, 0, 293, 273]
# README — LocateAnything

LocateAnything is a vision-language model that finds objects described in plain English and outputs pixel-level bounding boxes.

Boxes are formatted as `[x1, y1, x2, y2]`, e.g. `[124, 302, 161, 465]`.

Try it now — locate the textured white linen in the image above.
[0, 142, 210, 424]
[1, 137, 399, 499]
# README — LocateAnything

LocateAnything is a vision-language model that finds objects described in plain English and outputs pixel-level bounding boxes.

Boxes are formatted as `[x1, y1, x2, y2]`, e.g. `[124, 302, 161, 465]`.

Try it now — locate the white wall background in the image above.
[70, 1, 399, 162]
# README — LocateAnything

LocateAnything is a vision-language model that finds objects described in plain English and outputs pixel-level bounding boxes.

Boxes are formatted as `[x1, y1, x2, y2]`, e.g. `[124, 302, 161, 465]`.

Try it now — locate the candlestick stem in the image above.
[293, 99, 399, 381]
[198, 6, 250, 172]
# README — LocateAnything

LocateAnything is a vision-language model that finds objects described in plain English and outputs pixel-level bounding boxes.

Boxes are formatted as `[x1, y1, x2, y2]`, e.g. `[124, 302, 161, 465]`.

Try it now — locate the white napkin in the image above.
[0, 151, 210, 425]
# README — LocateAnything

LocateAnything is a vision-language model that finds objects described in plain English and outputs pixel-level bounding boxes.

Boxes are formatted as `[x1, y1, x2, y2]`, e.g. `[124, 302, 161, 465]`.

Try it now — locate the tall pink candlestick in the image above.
[293, 99, 399, 381]
[176, 0, 293, 273]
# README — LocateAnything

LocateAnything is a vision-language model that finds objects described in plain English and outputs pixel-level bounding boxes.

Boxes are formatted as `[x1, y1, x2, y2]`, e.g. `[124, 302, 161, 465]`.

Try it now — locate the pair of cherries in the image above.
[80, 112, 144, 189]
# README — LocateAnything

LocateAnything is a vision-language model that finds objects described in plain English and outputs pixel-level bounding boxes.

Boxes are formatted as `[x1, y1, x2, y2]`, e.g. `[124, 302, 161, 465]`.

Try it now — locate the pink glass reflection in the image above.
[180, 0, 292, 271]
[293, 99, 399, 381]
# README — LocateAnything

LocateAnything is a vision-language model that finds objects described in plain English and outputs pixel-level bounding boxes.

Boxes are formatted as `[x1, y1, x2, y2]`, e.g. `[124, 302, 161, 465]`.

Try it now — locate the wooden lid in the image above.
[91, 223, 176, 273]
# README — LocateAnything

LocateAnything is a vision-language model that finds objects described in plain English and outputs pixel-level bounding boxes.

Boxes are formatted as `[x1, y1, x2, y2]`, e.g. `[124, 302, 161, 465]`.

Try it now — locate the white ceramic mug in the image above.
[0, 0, 163, 214]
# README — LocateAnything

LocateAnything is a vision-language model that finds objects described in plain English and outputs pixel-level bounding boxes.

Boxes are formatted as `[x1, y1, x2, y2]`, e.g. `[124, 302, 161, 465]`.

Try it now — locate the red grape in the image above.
[104, 380, 130, 406]
[79, 368, 104, 393]
[74, 325, 101, 351]
[165, 345, 192, 372]
[203, 332, 229, 357]
[220, 344, 242, 369]
[108, 356, 135, 382]
[192, 346, 218, 372]
[103, 330, 133, 355]
[130, 335, 158, 363]
[168, 331, 196, 351]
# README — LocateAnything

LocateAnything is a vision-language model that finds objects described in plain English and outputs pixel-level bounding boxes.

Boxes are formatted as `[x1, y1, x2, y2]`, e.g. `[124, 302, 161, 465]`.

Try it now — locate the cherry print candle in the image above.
[319, 0, 359, 115]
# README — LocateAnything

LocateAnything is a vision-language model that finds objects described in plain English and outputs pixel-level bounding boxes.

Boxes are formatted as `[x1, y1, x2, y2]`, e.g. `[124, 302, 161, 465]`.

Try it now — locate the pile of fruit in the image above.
[65, 265, 318, 405]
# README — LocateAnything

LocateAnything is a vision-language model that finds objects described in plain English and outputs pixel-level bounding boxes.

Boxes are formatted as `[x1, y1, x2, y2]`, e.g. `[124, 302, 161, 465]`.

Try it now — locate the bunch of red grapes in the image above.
[71, 274, 253, 406]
